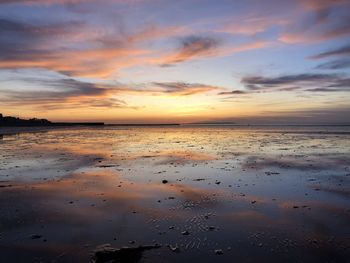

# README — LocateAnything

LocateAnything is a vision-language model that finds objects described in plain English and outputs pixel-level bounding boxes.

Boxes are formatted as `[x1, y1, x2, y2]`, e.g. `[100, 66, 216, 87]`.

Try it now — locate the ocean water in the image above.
[0, 126, 349, 262]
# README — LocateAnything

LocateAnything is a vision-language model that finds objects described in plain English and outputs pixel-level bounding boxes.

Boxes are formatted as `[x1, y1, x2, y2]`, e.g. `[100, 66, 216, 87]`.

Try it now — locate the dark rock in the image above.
[30, 234, 42, 239]
[0, 184, 12, 188]
[208, 226, 216, 231]
[214, 249, 223, 255]
[92, 243, 161, 263]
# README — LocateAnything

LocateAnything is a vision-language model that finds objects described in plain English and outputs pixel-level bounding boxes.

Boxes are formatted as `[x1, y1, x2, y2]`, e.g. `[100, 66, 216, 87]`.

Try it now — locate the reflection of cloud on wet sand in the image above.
[307, 185, 350, 198]
[242, 155, 350, 171]
[154, 151, 216, 165]
[226, 210, 275, 225]
[0, 170, 223, 226]
[137, 150, 216, 165]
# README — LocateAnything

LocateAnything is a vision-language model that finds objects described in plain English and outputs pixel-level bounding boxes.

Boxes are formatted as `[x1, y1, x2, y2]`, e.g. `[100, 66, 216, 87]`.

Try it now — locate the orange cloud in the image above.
[160, 36, 220, 66]
[0, 0, 142, 5]
[300, 0, 349, 10]
[280, 0, 350, 44]
[0, 18, 187, 78]
[279, 27, 350, 44]
[158, 38, 271, 66]
[217, 16, 289, 36]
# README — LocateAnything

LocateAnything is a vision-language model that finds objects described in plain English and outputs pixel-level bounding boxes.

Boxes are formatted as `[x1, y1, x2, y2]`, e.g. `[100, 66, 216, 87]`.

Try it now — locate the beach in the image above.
[0, 125, 349, 262]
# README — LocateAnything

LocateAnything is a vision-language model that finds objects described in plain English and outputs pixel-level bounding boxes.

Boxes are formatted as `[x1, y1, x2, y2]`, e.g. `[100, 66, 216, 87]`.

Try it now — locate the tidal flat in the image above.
[0, 126, 349, 262]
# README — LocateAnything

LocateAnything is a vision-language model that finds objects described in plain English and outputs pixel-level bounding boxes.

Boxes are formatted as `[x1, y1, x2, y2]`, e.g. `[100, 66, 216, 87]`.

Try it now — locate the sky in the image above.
[0, 0, 349, 124]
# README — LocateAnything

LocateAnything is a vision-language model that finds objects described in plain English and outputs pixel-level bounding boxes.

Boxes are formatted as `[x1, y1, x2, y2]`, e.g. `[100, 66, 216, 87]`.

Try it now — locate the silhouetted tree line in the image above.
[0, 113, 104, 127]
[0, 113, 52, 127]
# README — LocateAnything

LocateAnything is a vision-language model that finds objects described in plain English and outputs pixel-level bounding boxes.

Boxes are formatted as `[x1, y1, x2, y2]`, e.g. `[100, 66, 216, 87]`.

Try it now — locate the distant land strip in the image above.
[0, 113, 104, 127]
[106, 123, 179, 126]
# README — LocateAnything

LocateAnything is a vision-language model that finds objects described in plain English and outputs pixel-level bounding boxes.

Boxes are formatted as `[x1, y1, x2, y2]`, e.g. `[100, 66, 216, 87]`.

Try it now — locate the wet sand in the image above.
[0, 126, 349, 262]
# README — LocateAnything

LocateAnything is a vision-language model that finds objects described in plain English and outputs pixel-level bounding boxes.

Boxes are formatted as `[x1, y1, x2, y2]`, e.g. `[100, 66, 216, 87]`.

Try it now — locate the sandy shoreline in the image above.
[0, 126, 349, 262]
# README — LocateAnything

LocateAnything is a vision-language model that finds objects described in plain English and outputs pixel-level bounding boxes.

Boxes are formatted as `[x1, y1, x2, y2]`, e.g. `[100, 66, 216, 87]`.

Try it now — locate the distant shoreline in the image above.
[1, 114, 349, 128]
[0, 124, 180, 136]
[0, 122, 105, 127]
[0, 113, 105, 127]
[183, 123, 350, 127]
[1, 124, 350, 137]
[106, 123, 180, 126]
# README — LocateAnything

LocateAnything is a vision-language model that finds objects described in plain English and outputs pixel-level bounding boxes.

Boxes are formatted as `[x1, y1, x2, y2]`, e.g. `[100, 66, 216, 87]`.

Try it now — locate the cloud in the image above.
[161, 36, 220, 66]
[218, 90, 247, 95]
[0, 72, 224, 111]
[241, 73, 350, 92]
[279, 0, 350, 44]
[316, 59, 350, 70]
[217, 16, 289, 36]
[310, 44, 350, 59]
[215, 0, 350, 45]
[300, 0, 349, 24]
[300, 0, 350, 11]
[0, 17, 189, 78]
[159, 36, 270, 67]
[326, 77, 350, 88]
[0, 78, 129, 109]
[151, 82, 224, 96]
[242, 74, 335, 87]
[279, 21, 350, 43]
[0, 18, 85, 55]
[0, 0, 140, 5]
[310, 44, 350, 70]
[0, 16, 267, 77]
[0, 10, 271, 77]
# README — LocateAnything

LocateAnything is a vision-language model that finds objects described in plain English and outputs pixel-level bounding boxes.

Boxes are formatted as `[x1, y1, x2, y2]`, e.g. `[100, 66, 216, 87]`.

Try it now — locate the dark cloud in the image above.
[179, 36, 219, 58]
[218, 90, 247, 95]
[162, 36, 220, 65]
[310, 44, 350, 70]
[0, 18, 83, 59]
[241, 73, 350, 92]
[327, 77, 350, 88]
[0, 0, 139, 5]
[18, 78, 108, 97]
[0, 0, 89, 4]
[242, 74, 335, 87]
[0, 18, 79, 35]
[305, 87, 345, 92]
[0, 78, 128, 109]
[324, 19, 350, 39]
[0, 74, 223, 110]
[316, 59, 350, 70]
[310, 44, 350, 59]
[152, 82, 223, 95]
[0, 16, 190, 77]
[40, 98, 129, 110]
[301, 0, 350, 16]
[280, 1, 350, 43]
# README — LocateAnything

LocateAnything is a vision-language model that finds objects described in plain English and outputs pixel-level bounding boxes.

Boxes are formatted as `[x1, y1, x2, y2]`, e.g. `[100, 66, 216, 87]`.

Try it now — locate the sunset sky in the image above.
[0, 0, 349, 124]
